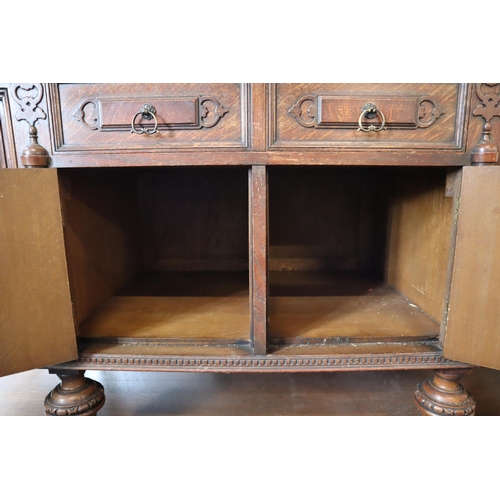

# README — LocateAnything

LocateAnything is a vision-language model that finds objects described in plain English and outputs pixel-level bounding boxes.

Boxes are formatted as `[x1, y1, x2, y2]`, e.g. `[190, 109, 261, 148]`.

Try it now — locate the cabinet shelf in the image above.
[269, 271, 439, 345]
[79, 271, 250, 345]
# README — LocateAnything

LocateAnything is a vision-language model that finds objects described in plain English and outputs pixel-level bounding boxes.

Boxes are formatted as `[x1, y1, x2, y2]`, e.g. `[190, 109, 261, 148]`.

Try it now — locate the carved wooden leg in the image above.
[44, 369, 105, 416]
[414, 369, 476, 416]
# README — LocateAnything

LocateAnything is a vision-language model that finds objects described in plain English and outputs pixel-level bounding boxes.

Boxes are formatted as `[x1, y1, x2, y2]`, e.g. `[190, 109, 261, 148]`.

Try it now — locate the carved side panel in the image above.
[473, 83, 500, 123]
[11, 83, 47, 126]
[471, 83, 500, 165]
[0, 88, 17, 168]
[10, 83, 49, 167]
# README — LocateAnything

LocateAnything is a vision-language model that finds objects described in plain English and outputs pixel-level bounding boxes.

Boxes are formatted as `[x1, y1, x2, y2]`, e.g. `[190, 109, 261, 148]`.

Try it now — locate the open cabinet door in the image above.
[444, 166, 500, 370]
[0, 169, 77, 377]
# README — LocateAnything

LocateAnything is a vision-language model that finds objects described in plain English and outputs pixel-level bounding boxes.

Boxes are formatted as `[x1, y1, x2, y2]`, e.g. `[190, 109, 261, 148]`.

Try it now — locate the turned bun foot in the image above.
[415, 369, 476, 416]
[44, 370, 105, 416]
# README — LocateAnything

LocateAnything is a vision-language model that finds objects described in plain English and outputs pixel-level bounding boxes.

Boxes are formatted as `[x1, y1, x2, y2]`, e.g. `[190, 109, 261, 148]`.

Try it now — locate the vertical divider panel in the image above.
[249, 165, 268, 355]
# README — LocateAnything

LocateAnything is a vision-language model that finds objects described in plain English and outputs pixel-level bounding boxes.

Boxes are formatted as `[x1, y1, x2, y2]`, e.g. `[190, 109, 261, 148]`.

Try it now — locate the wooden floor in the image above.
[2, 366, 500, 415]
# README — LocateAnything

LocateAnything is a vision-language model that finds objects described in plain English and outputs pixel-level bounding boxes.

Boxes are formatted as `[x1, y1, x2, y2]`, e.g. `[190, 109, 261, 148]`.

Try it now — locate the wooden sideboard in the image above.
[1, 83, 499, 416]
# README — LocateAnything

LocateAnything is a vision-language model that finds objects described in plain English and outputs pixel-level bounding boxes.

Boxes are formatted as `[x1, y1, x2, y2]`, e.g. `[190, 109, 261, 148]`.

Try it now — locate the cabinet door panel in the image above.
[0, 169, 77, 377]
[444, 166, 500, 369]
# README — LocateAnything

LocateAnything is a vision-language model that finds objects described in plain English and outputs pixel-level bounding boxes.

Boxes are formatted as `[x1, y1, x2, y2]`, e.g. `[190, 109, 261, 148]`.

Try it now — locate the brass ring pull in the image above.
[357, 102, 386, 133]
[131, 104, 159, 135]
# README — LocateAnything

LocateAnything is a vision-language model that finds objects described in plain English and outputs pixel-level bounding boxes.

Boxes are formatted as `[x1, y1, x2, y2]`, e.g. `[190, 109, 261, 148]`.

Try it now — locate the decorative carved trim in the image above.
[471, 83, 500, 165]
[199, 96, 228, 127]
[10, 83, 47, 126]
[73, 95, 228, 132]
[414, 387, 476, 416]
[10, 83, 49, 167]
[57, 351, 470, 373]
[288, 93, 444, 130]
[73, 99, 99, 130]
[417, 96, 444, 128]
[288, 94, 317, 128]
[414, 369, 476, 416]
[473, 83, 500, 123]
[44, 389, 105, 416]
[44, 371, 105, 416]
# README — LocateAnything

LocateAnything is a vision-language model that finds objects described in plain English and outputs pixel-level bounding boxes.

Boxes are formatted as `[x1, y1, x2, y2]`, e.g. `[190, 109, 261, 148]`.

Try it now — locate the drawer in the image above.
[270, 84, 468, 150]
[50, 84, 248, 152]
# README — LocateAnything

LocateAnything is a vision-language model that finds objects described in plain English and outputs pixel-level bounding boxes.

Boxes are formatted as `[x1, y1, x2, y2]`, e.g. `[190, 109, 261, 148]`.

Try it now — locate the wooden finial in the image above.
[471, 122, 499, 165]
[472, 83, 500, 166]
[21, 125, 49, 167]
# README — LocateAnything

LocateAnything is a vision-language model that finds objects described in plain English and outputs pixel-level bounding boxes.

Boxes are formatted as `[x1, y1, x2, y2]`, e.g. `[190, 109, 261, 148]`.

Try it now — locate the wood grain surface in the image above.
[79, 295, 250, 341]
[53, 83, 247, 151]
[58, 169, 142, 325]
[269, 288, 439, 341]
[444, 166, 500, 369]
[271, 83, 465, 149]
[0, 170, 77, 376]
[249, 165, 268, 354]
[386, 168, 453, 322]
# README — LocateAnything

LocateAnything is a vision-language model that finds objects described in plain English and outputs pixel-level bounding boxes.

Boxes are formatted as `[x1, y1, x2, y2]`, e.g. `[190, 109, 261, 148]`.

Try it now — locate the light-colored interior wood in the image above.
[268, 168, 450, 342]
[58, 169, 142, 325]
[80, 296, 249, 341]
[444, 166, 500, 369]
[386, 169, 453, 322]
[0, 170, 77, 376]
[79, 271, 250, 341]
[269, 274, 439, 341]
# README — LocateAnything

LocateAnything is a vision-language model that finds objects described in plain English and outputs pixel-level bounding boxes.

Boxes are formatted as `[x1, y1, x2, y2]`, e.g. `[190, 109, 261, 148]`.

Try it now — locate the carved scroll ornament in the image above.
[73, 95, 228, 132]
[288, 93, 444, 130]
[471, 83, 500, 165]
[10, 83, 49, 167]
[11, 83, 47, 126]
[473, 83, 500, 123]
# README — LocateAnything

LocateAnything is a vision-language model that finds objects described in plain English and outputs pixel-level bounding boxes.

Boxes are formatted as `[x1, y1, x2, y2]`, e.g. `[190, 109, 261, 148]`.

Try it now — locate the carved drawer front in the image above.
[271, 84, 468, 150]
[51, 84, 248, 152]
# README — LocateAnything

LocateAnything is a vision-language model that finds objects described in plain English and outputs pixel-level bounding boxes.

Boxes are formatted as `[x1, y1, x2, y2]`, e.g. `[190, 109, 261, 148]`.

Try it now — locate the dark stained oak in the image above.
[51, 83, 248, 151]
[249, 165, 268, 354]
[1, 83, 500, 416]
[271, 84, 467, 150]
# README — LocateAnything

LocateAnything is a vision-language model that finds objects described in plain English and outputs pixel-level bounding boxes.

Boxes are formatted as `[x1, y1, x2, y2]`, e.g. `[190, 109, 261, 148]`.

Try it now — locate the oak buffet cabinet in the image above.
[1, 83, 499, 416]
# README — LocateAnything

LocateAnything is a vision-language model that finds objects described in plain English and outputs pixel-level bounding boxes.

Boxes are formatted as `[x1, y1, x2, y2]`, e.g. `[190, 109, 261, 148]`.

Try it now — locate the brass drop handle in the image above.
[131, 104, 159, 135]
[357, 102, 386, 133]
